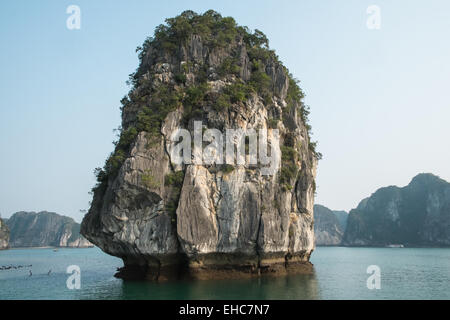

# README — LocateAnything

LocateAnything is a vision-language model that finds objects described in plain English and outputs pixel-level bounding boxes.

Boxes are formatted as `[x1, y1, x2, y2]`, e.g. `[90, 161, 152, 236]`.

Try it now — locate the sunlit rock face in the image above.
[314, 205, 347, 246]
[6, 211, 92, 248]
[81, 10, 318, 280]
[343, 173, 450, 247]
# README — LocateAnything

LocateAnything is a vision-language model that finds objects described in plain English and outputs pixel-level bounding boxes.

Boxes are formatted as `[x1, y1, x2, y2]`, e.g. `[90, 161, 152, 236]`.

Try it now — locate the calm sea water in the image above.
[0, 247, 449, 300]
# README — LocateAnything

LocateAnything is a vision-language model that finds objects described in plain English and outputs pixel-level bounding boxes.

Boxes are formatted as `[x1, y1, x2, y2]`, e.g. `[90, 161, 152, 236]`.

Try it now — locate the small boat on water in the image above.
[386, 244, 404, 248]
[53, 249, 58, 252]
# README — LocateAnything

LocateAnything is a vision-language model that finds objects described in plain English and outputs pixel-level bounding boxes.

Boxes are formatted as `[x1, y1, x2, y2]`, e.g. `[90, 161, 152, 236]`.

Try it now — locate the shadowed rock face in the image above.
[81, 10, 318, 281]
[313, 205, 346, 246]
[0, 218, 9, 250]
[6, 211, 92, 248]
[333, 210, 348, 232]
[343, 173, 450, 247]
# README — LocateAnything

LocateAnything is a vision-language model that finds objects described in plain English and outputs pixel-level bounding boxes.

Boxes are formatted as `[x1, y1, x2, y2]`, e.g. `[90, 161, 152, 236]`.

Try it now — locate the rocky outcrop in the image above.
[0, 218, 9, 250]
[6, 211, 93, 248]
[313, 205, 346, 246]
[343, 173, 450, 247]
[81, 10, 318, 281]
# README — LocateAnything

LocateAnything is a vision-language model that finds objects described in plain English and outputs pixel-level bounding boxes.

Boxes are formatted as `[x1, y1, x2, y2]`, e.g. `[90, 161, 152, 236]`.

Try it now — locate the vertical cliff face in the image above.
[81, 10, 319, 280]
[6, 211, 92, 248]
[0, 218, 9, 250]
[343, 174, 450, 247]
[313, 205, 346, 246]
[333, 210, 348, 232]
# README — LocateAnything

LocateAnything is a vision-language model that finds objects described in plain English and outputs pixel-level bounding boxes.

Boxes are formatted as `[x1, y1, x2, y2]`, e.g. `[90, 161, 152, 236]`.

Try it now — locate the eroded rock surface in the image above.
[81, 10, 319, 280]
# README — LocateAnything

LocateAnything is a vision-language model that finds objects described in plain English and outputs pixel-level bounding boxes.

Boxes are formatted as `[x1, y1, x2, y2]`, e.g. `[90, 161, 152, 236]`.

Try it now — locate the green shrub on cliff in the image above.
[105, 150, 126, 179]
[280, 145, 300, 190]
[268, 118, 279, 129]
[218, 57, 240, 76]
[222, 164, 235, 174]
[212, 82, 253, 111]
[174, 72, 187, 84]
[165, 171, 185, 188]
[214, 94, 231, 111]
[141, 170, 160, 189]
[136, 86, 182, 135]
[281, 146, 298, 162]
[165, 171, 186, 222]
[286, 77, 304, 106]
[183, 83, 209, 120]
[115, 127, 138, 150]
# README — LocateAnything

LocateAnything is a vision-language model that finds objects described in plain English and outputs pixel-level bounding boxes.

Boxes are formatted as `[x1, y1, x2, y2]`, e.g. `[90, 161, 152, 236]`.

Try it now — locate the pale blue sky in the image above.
[1, 1, 449, 222]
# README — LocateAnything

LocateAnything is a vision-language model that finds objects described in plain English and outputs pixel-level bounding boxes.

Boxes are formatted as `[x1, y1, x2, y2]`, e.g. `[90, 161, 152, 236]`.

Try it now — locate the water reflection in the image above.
[117, 269, 320, 300]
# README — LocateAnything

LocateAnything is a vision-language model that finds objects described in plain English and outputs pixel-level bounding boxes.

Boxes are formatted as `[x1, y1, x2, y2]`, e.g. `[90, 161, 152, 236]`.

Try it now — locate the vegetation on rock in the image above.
[91, 9, 319, 211]
[82, 10, 319, 281]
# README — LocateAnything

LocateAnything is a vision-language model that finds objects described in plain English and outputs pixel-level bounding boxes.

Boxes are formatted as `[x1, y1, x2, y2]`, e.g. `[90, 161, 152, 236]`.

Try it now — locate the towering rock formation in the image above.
[343, 173, 450, 247]
[313, 205, 346, 246]
[81, 10, 319, 280]
[6, 211, 92, 248]
[0, 218, 9, 250]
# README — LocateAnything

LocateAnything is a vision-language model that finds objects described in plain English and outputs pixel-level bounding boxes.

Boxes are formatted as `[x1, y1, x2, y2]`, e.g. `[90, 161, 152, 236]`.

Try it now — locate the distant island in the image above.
[313, 204, 347, 246]
[315, 173, 450, 247]
[3, 173, 448, 251]
[3, 211, 92, 249]
[343, 173, 450, 247]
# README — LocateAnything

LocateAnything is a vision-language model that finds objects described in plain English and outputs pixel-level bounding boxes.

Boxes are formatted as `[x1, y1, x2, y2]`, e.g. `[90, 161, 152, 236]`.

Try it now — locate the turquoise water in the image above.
[0, 247, 449, 300]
